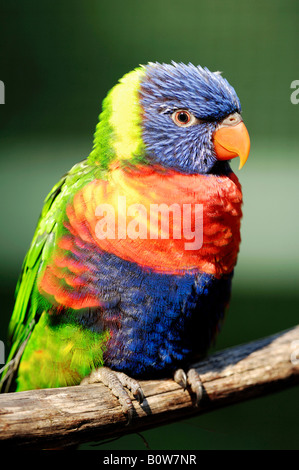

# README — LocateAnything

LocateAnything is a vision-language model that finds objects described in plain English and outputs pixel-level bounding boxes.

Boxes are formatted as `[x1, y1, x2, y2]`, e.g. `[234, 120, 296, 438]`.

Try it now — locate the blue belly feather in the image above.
[57, 242, 233, 378]
[93, 251, 232, 377]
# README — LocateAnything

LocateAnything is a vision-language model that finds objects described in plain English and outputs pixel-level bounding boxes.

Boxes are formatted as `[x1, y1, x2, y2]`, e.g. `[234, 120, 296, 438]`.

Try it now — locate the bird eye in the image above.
[172, 110, 197, 127]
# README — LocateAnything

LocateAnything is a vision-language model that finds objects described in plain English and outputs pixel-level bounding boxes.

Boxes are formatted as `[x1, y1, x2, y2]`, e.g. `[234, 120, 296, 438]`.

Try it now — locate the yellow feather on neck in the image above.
[109, 67, 146, 161]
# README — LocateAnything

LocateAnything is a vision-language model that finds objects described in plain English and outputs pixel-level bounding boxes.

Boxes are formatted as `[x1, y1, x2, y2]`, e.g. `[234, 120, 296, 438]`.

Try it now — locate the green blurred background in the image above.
[0, 0, 298, 450]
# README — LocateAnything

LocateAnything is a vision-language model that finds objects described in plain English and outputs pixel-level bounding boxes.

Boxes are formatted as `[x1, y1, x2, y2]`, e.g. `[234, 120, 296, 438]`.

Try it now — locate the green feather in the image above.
[15, 312, 109, 391]
[89, 66, 147, 168]
[1, 67, 150, 392]
[1, 160, 104, 391]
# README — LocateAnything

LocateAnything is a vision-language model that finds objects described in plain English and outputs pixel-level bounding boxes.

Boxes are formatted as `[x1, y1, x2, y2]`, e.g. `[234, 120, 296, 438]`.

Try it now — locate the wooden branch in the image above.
[0, 326, 299, 449]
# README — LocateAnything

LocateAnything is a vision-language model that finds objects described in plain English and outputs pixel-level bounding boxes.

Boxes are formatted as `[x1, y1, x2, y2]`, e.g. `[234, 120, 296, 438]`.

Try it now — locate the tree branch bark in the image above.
[0, 325, 299, 449]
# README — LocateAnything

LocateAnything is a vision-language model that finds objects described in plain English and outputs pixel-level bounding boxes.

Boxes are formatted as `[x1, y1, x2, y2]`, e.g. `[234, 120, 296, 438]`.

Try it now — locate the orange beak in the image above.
[213, 121, 250, 170]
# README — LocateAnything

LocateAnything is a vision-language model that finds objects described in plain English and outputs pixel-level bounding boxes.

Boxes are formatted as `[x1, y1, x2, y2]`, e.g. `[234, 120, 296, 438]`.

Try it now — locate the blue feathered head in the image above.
[90, 62, 250, 174]
[139, 62, 247, 174]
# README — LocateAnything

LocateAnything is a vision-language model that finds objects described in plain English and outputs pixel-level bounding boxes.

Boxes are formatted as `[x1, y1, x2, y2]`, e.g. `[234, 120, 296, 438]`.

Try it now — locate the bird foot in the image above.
[174, 368, 203, 406]
[80, 366, 144, 424]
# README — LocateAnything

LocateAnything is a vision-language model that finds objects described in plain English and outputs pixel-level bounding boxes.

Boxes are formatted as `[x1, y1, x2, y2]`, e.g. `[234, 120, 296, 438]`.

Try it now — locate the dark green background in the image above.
[0, 0, 298, 450]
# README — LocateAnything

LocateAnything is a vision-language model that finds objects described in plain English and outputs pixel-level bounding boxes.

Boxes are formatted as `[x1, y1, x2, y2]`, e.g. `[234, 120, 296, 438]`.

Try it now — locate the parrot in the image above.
[0, 62, 250, 422]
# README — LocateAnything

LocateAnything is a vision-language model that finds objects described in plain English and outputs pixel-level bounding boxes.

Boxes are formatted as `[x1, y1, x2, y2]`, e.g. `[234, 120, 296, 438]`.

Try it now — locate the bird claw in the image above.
[174, 367, 203, 406]
[173, 368, 187, 390]
[187, 368, 203, 405]
[80, 367, 144, 424]
[114, 370, 145, 409]
[136, 387, 145, 404]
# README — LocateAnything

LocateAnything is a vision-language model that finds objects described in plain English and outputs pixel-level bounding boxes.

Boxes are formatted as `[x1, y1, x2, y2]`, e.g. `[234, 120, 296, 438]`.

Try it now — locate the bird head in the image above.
[89, 62, 250, 174]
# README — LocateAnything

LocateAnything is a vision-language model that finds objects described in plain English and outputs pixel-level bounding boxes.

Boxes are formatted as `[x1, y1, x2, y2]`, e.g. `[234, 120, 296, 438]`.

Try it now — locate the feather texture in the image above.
[1, 62, 247, 393]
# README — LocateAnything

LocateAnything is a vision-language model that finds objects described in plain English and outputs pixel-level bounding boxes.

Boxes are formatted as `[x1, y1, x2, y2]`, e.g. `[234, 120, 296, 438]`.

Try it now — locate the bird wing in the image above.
[0, 160, 102, 390]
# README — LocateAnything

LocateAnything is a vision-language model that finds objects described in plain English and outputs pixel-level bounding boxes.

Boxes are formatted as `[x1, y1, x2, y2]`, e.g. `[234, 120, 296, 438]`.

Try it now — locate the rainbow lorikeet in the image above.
[0, 62, 250, 421]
